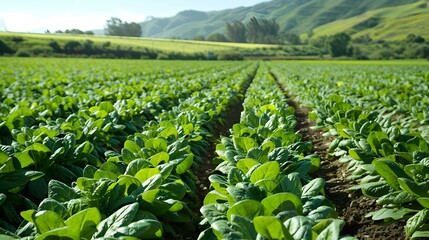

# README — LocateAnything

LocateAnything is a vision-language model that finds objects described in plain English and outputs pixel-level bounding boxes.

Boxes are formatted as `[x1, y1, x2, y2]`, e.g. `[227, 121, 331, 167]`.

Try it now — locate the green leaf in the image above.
[0, 193, 6, 206]
[376, 191, 416, 205]
[405, 209, 429, 238]
[34, 211, 65, 234]
[366, 208, 414, 221]
[398, 178, 429, 197]
[261, 193, 303, 215]
[302, 178, 325, 197]
[175, 154, 193, 175]
[134, 168, 160, 183]
[254, 216, 292, 240]
[284, 216, 314, 240]
[367, 132, 391, 155]
[250, 161, 280, 184]
[374, 159, 410, 191]
[315, 219, 344, 240]
[417, 198, 429, 208]
[227, 200, 265, 221]
[145, 138, 168, 152]
[13, 151, 34, 168]
[149, 152, 169, 166]
[124, 140, 141, 153]
[48, 180, 79, 202]
[280, 173, 302, 197]
[94, 203, 139, 238]
[112, 219, 163, 239]
[236, 158, 260, 174]
[233, 137, 258, 154]
[0, 170, 44, 192]
[204, 191, 228, 205]
[65, 208, 101, 239]
[26, 143, 51, 153]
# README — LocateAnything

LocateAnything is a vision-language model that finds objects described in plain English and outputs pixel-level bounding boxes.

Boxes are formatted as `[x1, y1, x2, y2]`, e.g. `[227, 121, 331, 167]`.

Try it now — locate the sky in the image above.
[0, 0, 270, 33]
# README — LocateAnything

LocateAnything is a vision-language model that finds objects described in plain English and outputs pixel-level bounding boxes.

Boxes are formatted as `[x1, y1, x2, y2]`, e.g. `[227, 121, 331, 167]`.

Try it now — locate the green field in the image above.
[312, 0, 429, 40]
[0, 31, 278, 54]
[1, 58, 429, 239]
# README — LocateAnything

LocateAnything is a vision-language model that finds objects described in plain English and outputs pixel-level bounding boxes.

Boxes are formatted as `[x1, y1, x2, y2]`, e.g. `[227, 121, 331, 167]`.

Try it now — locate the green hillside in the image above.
[137, 0, 421, 40]
[313, 0, 429, 40]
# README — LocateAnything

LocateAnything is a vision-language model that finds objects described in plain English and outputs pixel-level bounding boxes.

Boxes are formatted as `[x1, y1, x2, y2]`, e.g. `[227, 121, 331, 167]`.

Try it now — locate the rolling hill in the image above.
[132, 0, 427, 41]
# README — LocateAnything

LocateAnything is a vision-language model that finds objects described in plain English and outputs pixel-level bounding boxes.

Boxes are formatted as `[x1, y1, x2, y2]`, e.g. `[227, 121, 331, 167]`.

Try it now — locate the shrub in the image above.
[0, 40, 14, 55]
[217, 52, 243, 60]
[15, 49, 32, 57]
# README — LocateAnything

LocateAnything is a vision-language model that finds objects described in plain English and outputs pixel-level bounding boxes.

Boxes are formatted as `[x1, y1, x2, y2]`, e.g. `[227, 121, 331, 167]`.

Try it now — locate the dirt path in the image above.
[273, 73, 406, 240]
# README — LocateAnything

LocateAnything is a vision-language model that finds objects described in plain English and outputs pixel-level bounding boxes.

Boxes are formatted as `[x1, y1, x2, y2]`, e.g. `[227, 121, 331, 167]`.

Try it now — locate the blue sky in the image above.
[0, 0, 269, 33]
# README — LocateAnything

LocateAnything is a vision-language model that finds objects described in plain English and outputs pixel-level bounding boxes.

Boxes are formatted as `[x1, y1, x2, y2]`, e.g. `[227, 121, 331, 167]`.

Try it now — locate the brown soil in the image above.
[287, 95, 407, 240]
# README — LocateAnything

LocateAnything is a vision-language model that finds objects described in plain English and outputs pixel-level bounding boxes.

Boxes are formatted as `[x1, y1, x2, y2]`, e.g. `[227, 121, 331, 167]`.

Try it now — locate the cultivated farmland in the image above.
[1, 58, 429, 239]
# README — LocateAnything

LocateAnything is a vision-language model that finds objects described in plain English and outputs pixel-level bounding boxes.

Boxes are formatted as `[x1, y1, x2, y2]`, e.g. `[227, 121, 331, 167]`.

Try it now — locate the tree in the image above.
[226, 21, 246, 43]
[48, 40, 61, 53]
[193, 35, 206, 41]
[327, 33, 351, 57]
[246, 17, 279, 44]
[105, 17, 142, 37]
[207, 33, 229, 42]
[407, 34, 425, 43]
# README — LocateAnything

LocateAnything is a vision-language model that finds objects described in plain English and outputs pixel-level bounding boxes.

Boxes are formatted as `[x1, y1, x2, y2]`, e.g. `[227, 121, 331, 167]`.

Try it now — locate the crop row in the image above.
[271, 62, 429, 239]
[0, 59, 255, 239]
[269, 62, 429, 140]
[198, 65, 354, 240]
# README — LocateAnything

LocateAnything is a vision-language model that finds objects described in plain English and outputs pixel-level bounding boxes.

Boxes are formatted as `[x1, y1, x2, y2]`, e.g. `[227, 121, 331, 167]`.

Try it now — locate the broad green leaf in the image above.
[233, 137, 258, 154]
[145, 138, 168, 152]
[302, 178, 325, 197]
[48, 179, 79, 202]
[308, 206, 338, 221]
[35, 226, 78, 240]
[374, 159, 410, 191]
[13, 151, 34, 168]
[236, 158, 260, 174]
[366, 207, 414, 221]
[417, 198, 429, 208]
[125, 158, 150, 176]
[376, 191, 416, 205]
[65, 207, 101, 239]
[204, 191, 228, 205]
[0, 170, 44, 192]
[254, 216, 292, 240]
[134, 168, 160, 183]
[398, 178, 429, 197]
[230, 214, 258, 239]
[149, 152, 169, 166]
[367, 132, 390, 155]
[175, 154, 193, 175]
[405, 209, 429, 238]
[112, 219, 163, 239]
[94, 203, 139, 238]
[284, 216, 314, 240]
[211, 220, 243, 239]
[255, 179, 277, 192]
[227, 200, 265, 221]
[250, 161, 280, 184]
[124, 140, 141, 153]
[280, 173, 302, 197]
[261, 193, 303, 215]
[315, 219, 344, 240]
[209, 174, 229, 196]
[34, 211, 65, 234]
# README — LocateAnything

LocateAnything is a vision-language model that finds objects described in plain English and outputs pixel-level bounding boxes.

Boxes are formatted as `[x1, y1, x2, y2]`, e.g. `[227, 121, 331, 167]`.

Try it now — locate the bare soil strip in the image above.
[272, 73, 406, 240]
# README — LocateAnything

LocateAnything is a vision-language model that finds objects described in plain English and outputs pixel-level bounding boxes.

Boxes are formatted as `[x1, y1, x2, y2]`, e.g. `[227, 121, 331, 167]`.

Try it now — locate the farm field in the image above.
[1, 58, 429, 239]
[0, 32, 278, 54]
